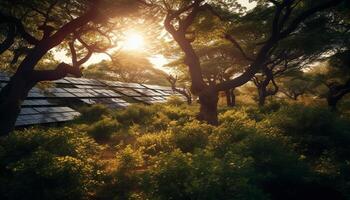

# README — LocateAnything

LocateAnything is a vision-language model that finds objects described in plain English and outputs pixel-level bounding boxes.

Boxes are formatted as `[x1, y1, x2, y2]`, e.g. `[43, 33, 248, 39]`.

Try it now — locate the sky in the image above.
[53, 0, 256, 71]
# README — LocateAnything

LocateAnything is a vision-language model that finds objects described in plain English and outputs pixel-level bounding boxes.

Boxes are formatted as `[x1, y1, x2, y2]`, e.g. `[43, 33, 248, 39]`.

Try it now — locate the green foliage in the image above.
[265, 104, 350, 159]
[171, 121, 213, 152]
[114, 104, 156, 125]
[78, 104, 110, 123]
[0, 127, 104, 200]
[2, 103, 350, 200]
[136, 131, 173, 155]
[87, 116, 120, 141]
[85, 51, 169, 85]
[166, 95, 186, 106]
[143, 149, 268, 200]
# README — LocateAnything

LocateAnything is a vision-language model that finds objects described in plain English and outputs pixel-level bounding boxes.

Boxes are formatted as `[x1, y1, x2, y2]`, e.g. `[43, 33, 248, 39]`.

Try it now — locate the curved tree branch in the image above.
[0, 12, 40, 45]
[31, 62, 83, 82]
[225, 34, 254, 61]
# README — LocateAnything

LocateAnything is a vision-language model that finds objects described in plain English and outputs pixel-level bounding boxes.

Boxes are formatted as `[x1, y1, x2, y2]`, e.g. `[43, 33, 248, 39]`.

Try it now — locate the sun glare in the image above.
[123, 32, 145, 50]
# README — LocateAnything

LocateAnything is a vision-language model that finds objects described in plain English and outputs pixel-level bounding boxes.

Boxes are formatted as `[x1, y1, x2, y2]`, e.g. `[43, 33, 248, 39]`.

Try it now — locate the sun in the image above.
[123, 32, 145, 50]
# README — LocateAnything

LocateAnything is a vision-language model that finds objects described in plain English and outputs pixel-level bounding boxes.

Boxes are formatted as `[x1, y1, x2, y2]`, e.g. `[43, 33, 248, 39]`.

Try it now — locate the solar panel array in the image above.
[0, 72, 185, 127]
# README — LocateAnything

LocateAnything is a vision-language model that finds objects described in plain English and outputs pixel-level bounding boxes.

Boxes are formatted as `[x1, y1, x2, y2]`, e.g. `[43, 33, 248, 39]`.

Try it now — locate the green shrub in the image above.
[114, 104, 155, 125]
[116, 145, 144, 170]
[208, 122, 256, 157]
[259, 100, 285, 114]
[166, 95, 186, 106]
[136, 131, 173, 156]
[265, 105, 350, 159]
[78, 104, 110, 123]
[171, 121, 213, 152]
[161, 105, 195, 123]
[97, 146, 144, 200]
[143, 149, 268, 200]
[87, 117, 120, 141]
[0, 127, 104, 200]
[3, 103, 350, 200]
[149, 112, 171, 131]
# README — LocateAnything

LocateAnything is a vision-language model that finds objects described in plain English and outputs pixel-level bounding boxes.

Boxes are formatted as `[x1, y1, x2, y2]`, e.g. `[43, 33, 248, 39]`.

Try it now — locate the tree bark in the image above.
[225, 89, 235, 107]
[230, 89, 236, 107]
[0, 74, 35, 135]
[197, 87, 219, 125]
[258, 87, 266, 107]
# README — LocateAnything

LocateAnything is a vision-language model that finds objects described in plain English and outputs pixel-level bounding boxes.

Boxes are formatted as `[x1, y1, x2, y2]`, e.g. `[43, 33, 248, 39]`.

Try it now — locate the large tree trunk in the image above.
[225, 89, 235, 107]
[197, 87, 219, 125]
[0, 74, 35, 135]
[258, 87, 266, 107]
[186, 95, 192, 105]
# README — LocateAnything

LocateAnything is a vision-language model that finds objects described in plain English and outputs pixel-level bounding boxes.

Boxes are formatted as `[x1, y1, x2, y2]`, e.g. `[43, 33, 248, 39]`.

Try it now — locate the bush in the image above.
[166, 95, 186, 106]
[265, 105, 350, 159]
[136, 131, 173, 156]
[0, 127, 104, 200]
[208, 122, 256, 157]
[114, 104, 155, 126]
[96, 146, 144, 200]
[149, 112, 171, 131]
[78, 104, 110, 123]
[3, 103, 350, 200]
[87, 117, 120, 141]
[143, 149, 268, 200]
[171, 121, 213, 152]
[161, 105, 195, 122]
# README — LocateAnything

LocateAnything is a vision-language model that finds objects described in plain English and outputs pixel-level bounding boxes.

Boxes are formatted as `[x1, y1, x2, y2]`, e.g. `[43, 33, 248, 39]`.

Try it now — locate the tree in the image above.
[325, 50, 350, 110]
[279, 72, 312, 101]
[167, 74, 192, 104]
[167, 42, 248, 107]
[251, 49, 318, 106]
[0, 0, 141, 135]
[300, 6, 350, 110]
[151, 0, 345, 125]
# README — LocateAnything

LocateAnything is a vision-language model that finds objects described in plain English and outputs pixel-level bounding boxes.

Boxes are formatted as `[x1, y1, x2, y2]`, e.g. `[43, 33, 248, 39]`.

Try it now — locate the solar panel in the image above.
[101, 80, 125, 87]
[0, 73, 187, 127]
[34, 106, 75, 113]
[0, 82, 7, 88]
[52, 79, 71, 84]
[92, 89, 122, 97]
[60, 88, 122, 98]
[80, 98, 130, 108]
[102, 80, 145, 89]
[0, 76, 9, 82]
[133, 88, 163, 96]
[26, 87, 48, 98]
[53, 92, 76, 98]
[75, 85, 104, 89]
[16, 105, 80, 126]
[22, 99, 53, 106]
[15, 111, 80, 126]
[65, 77, 103, 86]
[113, 87, 142, 97]
[122, 82, 145, 89]
[142, 84, 173, 91]
[152, 89, 175, 96]
[20, 108, 39, 115]
[27, 92, 47, 98]
[133, 96, 154, 104]
[0, 73, 10, 82]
